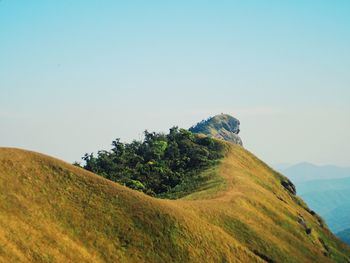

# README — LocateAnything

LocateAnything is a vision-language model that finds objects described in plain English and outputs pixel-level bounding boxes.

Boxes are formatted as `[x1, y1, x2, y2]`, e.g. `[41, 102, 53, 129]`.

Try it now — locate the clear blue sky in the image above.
[1, 1, 349, 166]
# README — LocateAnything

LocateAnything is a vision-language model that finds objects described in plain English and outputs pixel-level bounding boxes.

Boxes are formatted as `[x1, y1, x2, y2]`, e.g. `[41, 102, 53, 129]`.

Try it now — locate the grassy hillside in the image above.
[0, 146, 349, 262]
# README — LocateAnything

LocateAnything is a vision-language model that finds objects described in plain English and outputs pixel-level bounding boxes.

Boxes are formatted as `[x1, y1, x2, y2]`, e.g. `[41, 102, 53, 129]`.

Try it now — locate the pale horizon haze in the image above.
[1, 1, 349, 166]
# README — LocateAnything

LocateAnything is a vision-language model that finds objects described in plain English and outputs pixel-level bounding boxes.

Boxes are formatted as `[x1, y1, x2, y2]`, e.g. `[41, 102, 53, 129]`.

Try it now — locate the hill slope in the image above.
[0, 146, 349, 262]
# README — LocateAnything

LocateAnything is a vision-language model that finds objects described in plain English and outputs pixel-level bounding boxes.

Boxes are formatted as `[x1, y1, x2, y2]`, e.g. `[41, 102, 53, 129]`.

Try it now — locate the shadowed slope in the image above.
[0, 146, 349, 263]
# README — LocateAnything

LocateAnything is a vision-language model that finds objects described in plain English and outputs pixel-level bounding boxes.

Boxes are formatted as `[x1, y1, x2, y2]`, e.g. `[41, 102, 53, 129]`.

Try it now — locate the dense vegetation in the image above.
[80, 127, 225, 198]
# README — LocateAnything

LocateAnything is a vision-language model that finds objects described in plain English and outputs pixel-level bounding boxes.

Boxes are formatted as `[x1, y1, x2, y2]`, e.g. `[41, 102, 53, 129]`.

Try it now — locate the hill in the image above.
[0, 146, 349, 262]
[189, 114, 243, 146]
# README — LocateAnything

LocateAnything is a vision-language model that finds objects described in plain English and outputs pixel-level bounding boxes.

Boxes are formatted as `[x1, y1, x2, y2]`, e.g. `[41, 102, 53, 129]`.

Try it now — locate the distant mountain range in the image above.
[280, 162, 350, 183]
[338, 229, 350, 245]
[278, 163, 350, 245]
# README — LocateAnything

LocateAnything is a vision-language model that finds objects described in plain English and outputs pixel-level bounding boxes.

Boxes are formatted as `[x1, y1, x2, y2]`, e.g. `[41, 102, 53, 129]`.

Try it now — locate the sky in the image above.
[1, 1, 349, 166]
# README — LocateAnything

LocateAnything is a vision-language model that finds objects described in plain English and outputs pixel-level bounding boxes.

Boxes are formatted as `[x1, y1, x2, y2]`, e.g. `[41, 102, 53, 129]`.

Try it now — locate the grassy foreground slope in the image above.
[0, 146, 349, 263]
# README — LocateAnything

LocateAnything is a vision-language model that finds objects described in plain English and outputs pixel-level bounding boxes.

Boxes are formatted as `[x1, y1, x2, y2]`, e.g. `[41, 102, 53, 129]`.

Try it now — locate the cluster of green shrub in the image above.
[80, 127, 225, 198]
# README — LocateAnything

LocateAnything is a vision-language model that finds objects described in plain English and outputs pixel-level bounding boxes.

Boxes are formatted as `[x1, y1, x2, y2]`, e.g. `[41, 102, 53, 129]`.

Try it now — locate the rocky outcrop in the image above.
[189, 114, 243, 146]
[281, 178, 297, 195]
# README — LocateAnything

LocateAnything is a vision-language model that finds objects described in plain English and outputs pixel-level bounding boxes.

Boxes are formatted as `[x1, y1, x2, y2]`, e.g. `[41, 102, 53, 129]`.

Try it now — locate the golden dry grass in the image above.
[0, 145, 349, 263]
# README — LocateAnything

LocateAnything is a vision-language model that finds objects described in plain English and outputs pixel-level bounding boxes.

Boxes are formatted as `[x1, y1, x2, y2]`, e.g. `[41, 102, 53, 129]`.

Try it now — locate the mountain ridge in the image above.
[0, 145, 349, 262]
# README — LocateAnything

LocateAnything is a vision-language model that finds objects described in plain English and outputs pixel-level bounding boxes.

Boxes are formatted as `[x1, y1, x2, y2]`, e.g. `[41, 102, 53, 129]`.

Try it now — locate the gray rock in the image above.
[189, 114, 243, 146]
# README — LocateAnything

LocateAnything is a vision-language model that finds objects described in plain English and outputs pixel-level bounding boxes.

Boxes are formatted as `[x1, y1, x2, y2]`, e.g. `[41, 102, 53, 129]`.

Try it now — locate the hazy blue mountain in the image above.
[337, 229, 350, 245]
[297, 177, 350, 233]
[281, 162, 350, 183]
[278, 163, 350, 245]
[273, 163, 292, 171]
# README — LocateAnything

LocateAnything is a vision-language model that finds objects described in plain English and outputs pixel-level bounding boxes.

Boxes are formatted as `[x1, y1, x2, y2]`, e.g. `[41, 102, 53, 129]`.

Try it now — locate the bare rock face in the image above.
[189, 114, 243, 146]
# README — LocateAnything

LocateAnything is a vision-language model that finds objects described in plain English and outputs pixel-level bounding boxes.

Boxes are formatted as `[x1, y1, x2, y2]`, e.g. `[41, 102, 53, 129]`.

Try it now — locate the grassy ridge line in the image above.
[0, 147, 259, 263]
[178, 145, 350, 262]
[0, 146, 349, 262]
